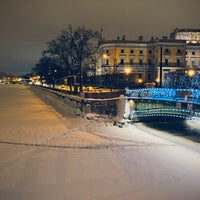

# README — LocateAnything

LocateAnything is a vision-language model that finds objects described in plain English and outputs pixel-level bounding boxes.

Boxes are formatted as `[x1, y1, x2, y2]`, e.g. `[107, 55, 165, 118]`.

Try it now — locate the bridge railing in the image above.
[132, 108, 200, 120]
[126, 88, 200, 105]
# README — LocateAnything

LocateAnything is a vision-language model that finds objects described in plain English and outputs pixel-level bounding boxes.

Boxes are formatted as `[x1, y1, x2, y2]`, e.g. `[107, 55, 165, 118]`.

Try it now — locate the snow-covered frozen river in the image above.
[1, 84, 200, 200]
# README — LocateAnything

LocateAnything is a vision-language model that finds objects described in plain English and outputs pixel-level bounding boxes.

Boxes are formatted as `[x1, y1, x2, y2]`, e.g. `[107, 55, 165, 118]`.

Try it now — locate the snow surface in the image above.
[1, 84, 200, 200]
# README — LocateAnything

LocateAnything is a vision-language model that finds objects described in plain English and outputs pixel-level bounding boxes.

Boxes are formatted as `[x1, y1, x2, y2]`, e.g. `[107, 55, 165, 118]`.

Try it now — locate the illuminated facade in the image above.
[170, 28, 200, 70]
[170, 28, 200, 44]
[155, 38, 186, 85]
[95, 39, 156, 85]
[186, 44, 200, 68]
[95, 37, 186, 86]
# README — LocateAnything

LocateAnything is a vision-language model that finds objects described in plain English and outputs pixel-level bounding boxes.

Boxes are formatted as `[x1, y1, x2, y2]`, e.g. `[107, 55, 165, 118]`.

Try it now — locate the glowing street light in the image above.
[138, 78, 143, 84]
[124, 66, 132, 76]
[187, 69, 195, 78]
[185, 68, 195, 89]
[102, 53, 107, 59]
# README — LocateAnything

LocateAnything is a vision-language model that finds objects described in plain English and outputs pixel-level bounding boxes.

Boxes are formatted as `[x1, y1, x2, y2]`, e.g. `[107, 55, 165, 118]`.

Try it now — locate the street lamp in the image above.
[124, 66, 132, 88]
[102, 53, 107, 75]
[185, 68, 195, 89]
[159, 46, 163, 88]
[187, 69, 195, 78]
[124, 66, 132, 76]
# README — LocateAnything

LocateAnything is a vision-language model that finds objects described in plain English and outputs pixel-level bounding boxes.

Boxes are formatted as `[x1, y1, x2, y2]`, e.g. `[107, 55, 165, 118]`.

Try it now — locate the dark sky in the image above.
[0, 0, 200, 75]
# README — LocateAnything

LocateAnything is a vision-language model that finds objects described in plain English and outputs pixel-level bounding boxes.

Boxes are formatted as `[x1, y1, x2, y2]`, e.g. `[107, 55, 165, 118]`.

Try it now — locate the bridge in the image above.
[124, 88, 200, 122]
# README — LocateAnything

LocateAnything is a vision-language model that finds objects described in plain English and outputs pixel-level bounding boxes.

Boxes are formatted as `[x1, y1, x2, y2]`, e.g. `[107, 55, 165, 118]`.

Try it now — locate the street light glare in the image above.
[187, 69, 195, 78]
[103, 54, 107, 59]
[124, 67, 132, 75]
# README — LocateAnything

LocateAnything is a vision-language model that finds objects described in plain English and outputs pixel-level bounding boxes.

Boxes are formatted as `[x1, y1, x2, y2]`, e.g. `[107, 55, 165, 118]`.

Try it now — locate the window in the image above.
[165, 58, 168, 65]
[176, 58, 180, 66]
[165, 48, 169, 53]
[120, 59, 124, 64]
[130, 58, 134, 65]
[148, 73, 151, 81]
[148, 59, 152, 65]
[138, 73, 142, 78]
[139, 59, 143, 65]
[192, 51, 195, 55]
[130, 49, 134, 54]
[148, 49, 152, 54]
[121, 49, 125, 54]
[139, 50, 143, 54]
[177, 49, 181, 54]
[106, 59, 109, 65]
[191, 57, 196, 66]
[186, 57, 188, 65]
[106, 49, 109, 54]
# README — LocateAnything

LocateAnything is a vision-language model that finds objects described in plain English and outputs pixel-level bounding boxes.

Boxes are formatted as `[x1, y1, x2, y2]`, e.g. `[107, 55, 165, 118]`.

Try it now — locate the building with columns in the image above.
[94, 36, 186, 87]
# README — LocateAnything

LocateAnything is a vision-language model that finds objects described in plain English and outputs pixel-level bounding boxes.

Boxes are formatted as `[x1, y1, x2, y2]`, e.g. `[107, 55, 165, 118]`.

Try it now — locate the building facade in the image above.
[95, 38, 157, 86]
[95, 37, 186, 87]
[155, 38, 186, 85]
[170, 28, 200, 71]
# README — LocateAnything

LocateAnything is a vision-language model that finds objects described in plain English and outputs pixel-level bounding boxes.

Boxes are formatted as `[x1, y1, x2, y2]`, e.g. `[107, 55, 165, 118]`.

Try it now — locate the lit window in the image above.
[191, 57, 196, 66]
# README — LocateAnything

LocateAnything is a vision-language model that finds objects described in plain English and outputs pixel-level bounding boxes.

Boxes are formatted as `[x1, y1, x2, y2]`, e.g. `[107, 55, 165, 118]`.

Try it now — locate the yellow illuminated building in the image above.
[95, 38, 156, 85]
[95, 36, 186, 86]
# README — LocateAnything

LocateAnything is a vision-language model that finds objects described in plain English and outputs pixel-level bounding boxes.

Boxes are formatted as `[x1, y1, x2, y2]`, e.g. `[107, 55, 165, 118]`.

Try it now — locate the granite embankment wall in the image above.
[30, 86, 125, 120]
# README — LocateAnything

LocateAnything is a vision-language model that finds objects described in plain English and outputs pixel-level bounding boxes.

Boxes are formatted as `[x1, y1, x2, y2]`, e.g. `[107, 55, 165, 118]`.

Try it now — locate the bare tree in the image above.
[35, 25, 100, 91]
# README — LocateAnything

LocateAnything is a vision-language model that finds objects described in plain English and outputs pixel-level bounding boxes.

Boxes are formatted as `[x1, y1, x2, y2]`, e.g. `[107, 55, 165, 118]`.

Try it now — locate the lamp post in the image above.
[124, 66, 132, 88]
[159, 46, 163, 88]
[102, 53, 107, 87]
[186, 68, 195, 88]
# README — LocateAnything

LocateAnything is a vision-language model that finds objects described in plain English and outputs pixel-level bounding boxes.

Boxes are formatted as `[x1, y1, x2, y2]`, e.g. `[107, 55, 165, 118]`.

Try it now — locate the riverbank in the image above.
[1, 84, 200, 200]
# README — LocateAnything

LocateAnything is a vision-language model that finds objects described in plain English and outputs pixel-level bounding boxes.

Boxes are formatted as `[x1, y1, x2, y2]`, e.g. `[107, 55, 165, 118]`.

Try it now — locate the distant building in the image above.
[170, 28, 200, 70]
[170, 28, 200, 44]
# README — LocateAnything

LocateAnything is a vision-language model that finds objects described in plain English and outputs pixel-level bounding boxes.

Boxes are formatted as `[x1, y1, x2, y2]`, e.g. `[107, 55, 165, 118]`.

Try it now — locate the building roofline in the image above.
[98, 38, 186, 46]
[98, 40, 150, 45]
[175, 28, 200, 33]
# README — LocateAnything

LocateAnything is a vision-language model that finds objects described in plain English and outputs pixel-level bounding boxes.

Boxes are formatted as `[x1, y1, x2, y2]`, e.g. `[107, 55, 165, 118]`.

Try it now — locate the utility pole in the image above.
[159, 45, 163, 88]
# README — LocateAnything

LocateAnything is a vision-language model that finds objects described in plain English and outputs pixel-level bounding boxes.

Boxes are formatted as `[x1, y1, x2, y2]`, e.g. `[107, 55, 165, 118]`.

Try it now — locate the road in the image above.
[1, 84, 200, 200]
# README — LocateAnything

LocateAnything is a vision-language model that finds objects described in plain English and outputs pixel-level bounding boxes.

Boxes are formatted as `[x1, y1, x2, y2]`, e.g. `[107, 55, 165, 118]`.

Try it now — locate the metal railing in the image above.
[131, 108, 200, 120]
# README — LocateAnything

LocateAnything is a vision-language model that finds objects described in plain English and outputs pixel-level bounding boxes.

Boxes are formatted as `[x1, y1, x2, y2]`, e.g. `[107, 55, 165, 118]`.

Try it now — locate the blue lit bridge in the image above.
[125, 88, 200, 122]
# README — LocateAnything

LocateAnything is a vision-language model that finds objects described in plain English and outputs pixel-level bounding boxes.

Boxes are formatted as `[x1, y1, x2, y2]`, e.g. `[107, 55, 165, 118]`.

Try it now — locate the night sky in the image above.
[0, 0, 199, 75]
